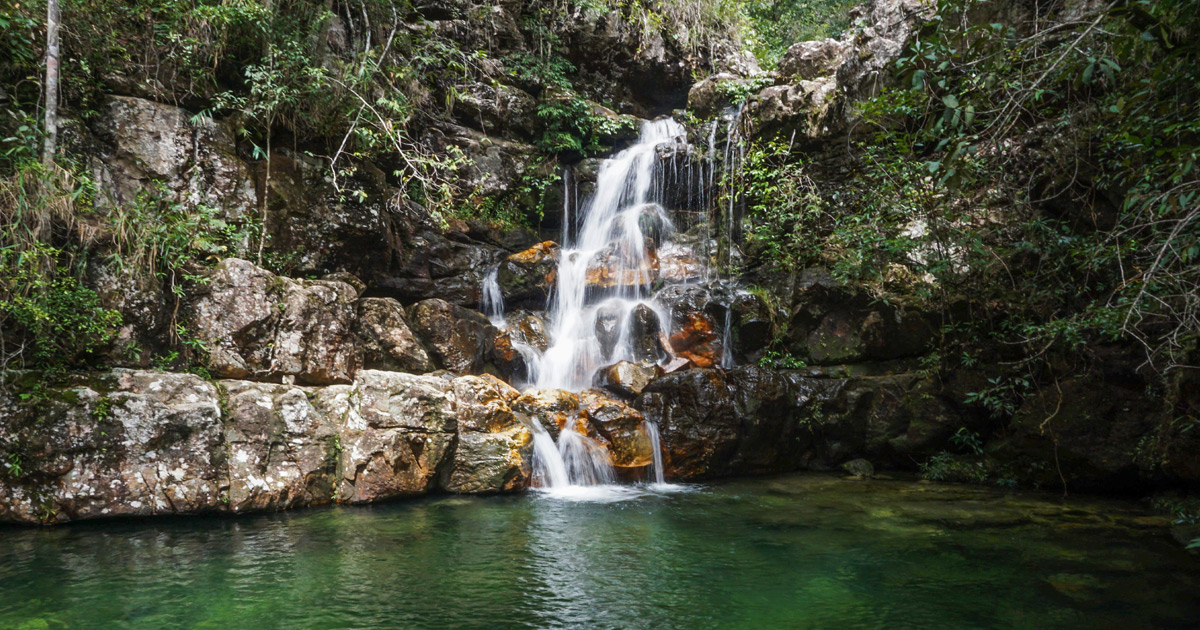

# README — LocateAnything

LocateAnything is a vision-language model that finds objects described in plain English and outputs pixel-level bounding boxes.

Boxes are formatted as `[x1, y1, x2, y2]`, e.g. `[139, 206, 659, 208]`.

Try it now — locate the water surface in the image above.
[2, 475, 1197, 629]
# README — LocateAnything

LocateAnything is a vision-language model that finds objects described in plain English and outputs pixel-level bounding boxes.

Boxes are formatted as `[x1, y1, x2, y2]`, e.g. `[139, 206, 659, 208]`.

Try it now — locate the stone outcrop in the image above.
[406, 298, 497, 375]
[189, 258, 363, 385]
[635, 366, 958, 479]
[0, 369, 538, 525]
[355, 298, 436, 374]
[497, 241, 559, 307]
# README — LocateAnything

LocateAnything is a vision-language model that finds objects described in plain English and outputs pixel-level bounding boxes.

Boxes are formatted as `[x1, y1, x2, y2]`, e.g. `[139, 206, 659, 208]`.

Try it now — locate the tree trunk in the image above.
[42, 0, 61, 165]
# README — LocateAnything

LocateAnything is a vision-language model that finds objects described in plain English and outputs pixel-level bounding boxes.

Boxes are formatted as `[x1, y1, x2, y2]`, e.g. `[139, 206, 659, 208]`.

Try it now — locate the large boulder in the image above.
[322, 371, 458, 503]
[595, 361, 663, 398]
[355, 298, 436, 373]
[221, 381, 339, 512]
[406, 298, 497, 374]
[444, 376, 533, 493]
[579, 389, 654, 470]
[189, 258, 362, 384]
[0, 370, 225, 524]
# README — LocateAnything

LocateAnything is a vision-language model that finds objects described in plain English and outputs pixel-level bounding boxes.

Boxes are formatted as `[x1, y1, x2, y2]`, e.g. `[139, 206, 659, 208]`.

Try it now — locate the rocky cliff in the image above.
[3, 0, 1198, 525]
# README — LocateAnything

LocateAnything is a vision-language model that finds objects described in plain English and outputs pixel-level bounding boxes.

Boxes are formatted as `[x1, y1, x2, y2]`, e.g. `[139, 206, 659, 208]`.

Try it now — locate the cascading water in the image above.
[533, 118, 686, 392]
[481, 267, 505, 326]
[478, 116, 744, 496]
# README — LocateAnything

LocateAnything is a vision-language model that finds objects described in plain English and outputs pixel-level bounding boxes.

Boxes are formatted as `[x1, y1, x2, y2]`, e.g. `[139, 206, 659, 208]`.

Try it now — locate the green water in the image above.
[2, 475, 1197, 629]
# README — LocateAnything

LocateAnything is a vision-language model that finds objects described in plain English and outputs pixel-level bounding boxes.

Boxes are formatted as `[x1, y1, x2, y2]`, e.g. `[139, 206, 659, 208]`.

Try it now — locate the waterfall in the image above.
[646, 421, 665, 485]
[481, 266, 505, 325]
[532, 119, 686, 392]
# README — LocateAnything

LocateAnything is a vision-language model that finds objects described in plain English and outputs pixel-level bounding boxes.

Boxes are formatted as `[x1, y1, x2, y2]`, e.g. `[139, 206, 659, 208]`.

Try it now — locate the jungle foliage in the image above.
[743, 0, 1199, 379]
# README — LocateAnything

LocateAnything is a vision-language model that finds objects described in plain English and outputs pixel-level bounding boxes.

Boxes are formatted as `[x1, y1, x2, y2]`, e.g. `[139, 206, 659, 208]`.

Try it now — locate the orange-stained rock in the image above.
[497, 241, 559, 305]
[669, 312, 722, 368]
[579, 389, 653, 468]
[514, 388, 581, 439]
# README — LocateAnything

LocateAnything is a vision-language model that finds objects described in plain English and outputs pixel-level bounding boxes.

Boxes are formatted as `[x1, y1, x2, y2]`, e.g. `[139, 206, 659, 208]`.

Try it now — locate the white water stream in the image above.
[483, 117, 741, 497]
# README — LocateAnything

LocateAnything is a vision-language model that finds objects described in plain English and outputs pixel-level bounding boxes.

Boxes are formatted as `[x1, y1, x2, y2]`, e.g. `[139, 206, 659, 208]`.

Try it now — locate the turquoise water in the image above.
[2, 475, 1198, 629]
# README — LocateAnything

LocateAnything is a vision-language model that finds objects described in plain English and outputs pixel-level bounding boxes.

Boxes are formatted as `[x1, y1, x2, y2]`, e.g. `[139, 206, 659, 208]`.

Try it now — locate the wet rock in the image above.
[497, 241, 559, 307]
[189, 258, 362, 385]
[323, 371, 458, 503]
[444, 426, 533, 493]
[586, 245, 656, 291]
[669, 312, 723, 368]
[355, 298, 436, 374]
[630, 304, 672, 363]
[503, 311, 551, 352]
[445, 375, 532, 493]
[595, 304, 624, 361]
[222, 381, 338, 511]
[657, 243, 704, 284]
[579, 389, 653, 469]
[595, 361, 664, 398]
[406, 298, 497, 375]
[841, 458, 875, 478]
[379, 228, 507, 308]
[0, 370, 224, 524]
[657, 285, 724, 368]
[636, 369, 740, 478]
[513, 389, 581, 439]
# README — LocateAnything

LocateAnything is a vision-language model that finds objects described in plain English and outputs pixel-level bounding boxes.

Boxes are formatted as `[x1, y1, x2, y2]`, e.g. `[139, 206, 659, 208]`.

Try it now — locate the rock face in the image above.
[189, 258, 363, 385]
[90, 96, 256, 221]
[0, 369, 537, 525]
[406, 298, 497, 375]
[355, 298, 436, 373]
[0, 371, 225, 524]
[635, 366, 955, 479]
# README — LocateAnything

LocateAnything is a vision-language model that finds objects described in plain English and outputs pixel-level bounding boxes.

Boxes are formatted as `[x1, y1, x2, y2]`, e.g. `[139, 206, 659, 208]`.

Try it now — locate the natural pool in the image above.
[2, 475, 1197, 629]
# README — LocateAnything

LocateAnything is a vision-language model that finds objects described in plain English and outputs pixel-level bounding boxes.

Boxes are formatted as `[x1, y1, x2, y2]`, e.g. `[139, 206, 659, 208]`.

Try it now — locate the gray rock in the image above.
[356, 298, 436, 373]
[406, 298, 497, 375]
[189, 258, 362, 385]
